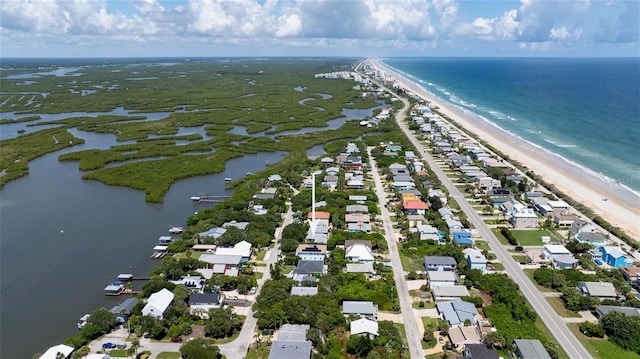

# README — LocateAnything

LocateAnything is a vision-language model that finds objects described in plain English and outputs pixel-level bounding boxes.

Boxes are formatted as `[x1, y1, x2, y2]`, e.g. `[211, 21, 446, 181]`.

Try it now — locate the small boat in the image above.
[169, 226, 183, 234]
[224, 177, 232, 182]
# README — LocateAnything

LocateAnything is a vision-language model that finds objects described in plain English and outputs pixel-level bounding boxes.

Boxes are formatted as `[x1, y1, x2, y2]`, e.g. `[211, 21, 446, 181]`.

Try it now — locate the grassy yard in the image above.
[256, 250, 266, 261]
[400, 255, 424, 272]
[475, 241, 491, 251]
[156, 353, 181, 359]
[568, 323, 640, 359]
[448, 198, 461, 210]
[246, 341, 271, 359]
[546, 296, 581, 318]
[511, 229, 561, 246]
[492, 228, 510, 245]
[422, 317, 440, 330]
[490, 262, 505, 270]
[108, 350, 127, 357]
[512, 255, 530, 264]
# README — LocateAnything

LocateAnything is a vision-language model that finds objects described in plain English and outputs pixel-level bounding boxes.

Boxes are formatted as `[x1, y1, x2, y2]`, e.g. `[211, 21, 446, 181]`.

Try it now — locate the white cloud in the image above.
[276, 14, 302, 37]
[593, 1, 639, 43]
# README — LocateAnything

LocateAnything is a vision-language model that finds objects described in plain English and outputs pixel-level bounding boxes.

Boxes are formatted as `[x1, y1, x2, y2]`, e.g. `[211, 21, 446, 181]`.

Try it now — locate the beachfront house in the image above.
[541, 245, 578, 269]
[578, 281, 618, 300]
[575, 232, 609, 247]
[436, 300, 479, 327]
[463, 248, 487, 273]
[39, 344, 74, 359]
[600, 246, 631, 268]
[508, 201, 539, 229]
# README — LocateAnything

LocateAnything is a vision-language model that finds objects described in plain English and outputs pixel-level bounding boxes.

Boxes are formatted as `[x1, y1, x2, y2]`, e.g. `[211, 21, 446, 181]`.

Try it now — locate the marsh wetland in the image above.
[0, 58, 388, 357]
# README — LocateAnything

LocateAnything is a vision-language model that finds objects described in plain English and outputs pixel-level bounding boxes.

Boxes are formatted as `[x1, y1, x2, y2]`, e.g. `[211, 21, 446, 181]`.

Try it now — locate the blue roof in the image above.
[453, 232, 473, 245]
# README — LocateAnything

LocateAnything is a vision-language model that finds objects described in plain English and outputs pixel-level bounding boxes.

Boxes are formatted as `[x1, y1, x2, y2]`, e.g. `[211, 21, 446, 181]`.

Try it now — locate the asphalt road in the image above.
[218, 200, 293, 359]
[387, 91, 592, 359]
[369, 146, 424, 359]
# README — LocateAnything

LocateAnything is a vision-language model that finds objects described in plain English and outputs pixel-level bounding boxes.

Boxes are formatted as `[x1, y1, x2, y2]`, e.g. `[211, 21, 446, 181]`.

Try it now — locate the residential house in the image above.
[320, 157, 334, 166]
[110, 297, 138, 323]
[553, 213, 580, 227]
[350, 318, 379, 339]
[416, 224, 439, 241]
[402, 193, 429, 215]
[39, 344, 74, 359]
[600, 246, 631, 268]
[345, 213, 371, 233]
[424, 256, 457, 271]
[463, 343, 499, 359]
[349, 195, 367, 202]
[255, 187, 277, 200]
[432, 285, 470, 301]
[169, 275, 206, 292]
[571, 220, 594, 237]
[222, 220, 249, 230]
[342, 156, 362, 170]
[326, 166, 340, 176]
[142, 288, 174, 319]
[508, 201, 539, 229]
[487, 189, 512, 205]
[394, 175, 414, 183]
[345, 142, 360, 153]
[199, 254, 243, 277]
[428, 271, 458, 287]
[268, 174, 282, 182]
[292, 261, 325, 281]
[514, 339, 551, 359]
[198, 227, 227, 242]
[578, 281, 618, 300]
[463, 248, 487, 273]
[343, 301, 378, 320]
[188, 292, 222, 318]
[268, 341, 311, 359]
[446, 218, 464, 232]
[346, 204, 369, 213]
[345, 241, 374, 263]
[389, 163, 408, 175]
[393, 181, 416, 190]
[345, 176, 365, 189]
[436, 300, 479, 326]
[476, 176, 501, 191]
[215, 240, 252, 262]
[453, 232, 473, 246]
[541, 245, 577, 269]
[407, 214, 427, 228]
[575, 232, 609, 247]
[291, 286, 319, 296]
[346, 263, 375, 275]
[438, 208, 454, 220]
[296, 244, 328, 261]
[595, 305, 640, 318]
[620, 267, 640, 290]
[428, 188, 447, 205]
[322, 175, 339, 188]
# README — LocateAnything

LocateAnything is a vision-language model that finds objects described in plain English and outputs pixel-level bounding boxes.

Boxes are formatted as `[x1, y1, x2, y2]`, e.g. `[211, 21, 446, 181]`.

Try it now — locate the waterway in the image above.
[0, 102, 382, 358]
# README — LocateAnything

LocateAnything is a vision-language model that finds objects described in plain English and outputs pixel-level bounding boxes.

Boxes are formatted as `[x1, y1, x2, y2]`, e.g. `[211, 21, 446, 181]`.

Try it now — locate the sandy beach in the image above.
[370, 59, 640, 240]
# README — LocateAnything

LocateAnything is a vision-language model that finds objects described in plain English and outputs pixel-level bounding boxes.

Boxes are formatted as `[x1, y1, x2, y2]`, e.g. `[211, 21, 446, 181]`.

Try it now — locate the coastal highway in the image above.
[369, 146, 425, 359]
[391, 93, 593, 359]
[360, 60, 592, 359]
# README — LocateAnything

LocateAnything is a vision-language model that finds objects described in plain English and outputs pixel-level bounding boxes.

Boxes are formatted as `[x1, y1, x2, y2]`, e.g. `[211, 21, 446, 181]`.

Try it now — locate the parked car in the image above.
[143, 333, 151, 338]
[171, 337, 183, 343]
[438, 336, 444, 344]
[102, 342, 116, 349]
[249, 287, 257, 294]
[443, 344, 454, 351]
[116, 343, 127, 349]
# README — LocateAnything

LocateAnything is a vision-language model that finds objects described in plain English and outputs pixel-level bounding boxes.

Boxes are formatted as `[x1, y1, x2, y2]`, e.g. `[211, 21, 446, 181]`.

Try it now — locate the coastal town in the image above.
[36, 60, 640, 359]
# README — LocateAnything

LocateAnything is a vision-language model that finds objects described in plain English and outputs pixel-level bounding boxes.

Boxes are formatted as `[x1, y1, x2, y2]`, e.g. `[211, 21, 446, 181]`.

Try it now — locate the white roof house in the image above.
[578, 281, 618, 300]
[39, 344, 74, 359]
[432, 285, 470, 301]
[345, 243, 374, 263]
[428, 271, 458, 287]
[142, 288, 175, 318]
[350, 318, 379, 337]
[215, 240, 252, 258]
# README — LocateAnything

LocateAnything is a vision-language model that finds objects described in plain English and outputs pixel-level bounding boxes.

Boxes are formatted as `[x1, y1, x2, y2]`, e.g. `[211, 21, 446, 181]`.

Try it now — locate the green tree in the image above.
[346, 334, 373, 357]
[483, 331, 507, 349]
[579, 321, 604, 338]
[205, 307, 242, 338]
[87, 307, 117, 333]
[179, 338, 222, 359]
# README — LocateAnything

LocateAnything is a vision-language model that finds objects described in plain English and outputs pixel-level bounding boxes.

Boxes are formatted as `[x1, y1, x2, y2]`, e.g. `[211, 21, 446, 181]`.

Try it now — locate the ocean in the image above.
[382, 58, 640, 194]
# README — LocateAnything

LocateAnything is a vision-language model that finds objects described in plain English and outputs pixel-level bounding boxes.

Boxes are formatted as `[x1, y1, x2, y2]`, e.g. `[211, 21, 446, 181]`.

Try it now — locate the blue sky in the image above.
[1, 0, 638, 58]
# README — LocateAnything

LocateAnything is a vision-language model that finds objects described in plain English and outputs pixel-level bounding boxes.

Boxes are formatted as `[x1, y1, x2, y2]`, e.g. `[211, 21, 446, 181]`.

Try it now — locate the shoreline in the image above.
[370, 59, 640, 240]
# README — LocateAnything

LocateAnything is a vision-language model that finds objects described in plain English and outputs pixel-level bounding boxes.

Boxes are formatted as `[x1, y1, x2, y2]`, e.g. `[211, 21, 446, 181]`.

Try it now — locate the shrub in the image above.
[579, 321, 604, 338]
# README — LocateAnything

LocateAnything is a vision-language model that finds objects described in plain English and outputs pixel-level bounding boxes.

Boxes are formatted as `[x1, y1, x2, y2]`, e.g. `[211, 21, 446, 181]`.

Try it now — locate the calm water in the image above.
[0, 100, 380, 358]
[383, 58, 640, 193]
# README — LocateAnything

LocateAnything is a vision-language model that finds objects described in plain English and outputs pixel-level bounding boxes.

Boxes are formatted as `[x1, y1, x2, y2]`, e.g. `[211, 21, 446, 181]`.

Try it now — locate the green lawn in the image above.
[490, 262, 505, 270]
[422, 317, 440, 330]
[156, 353, 181, 359]
[108, 349, 127, 357]
[492, 228, 510, 245]
[256, 250, 266, 261]
[512, 255, 530, 264]
[511, 229, 561, 246]
[546, 296, 581, 318]
[400, 255, 424, 272]
[568, 323, 640, 359]
[475, 241, 490, 251]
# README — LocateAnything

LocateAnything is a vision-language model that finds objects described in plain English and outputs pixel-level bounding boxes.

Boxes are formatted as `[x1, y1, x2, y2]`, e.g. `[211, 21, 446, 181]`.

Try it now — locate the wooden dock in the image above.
[190, 195, 231, 203]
